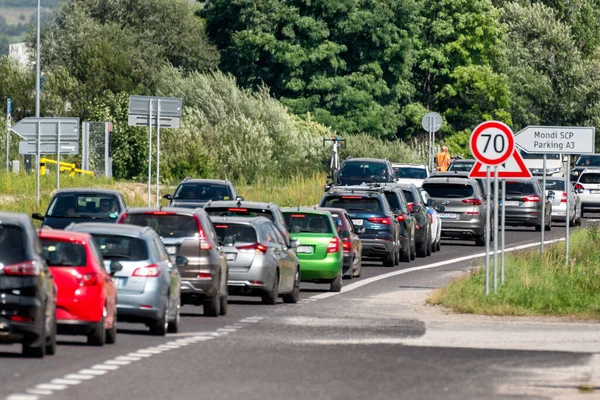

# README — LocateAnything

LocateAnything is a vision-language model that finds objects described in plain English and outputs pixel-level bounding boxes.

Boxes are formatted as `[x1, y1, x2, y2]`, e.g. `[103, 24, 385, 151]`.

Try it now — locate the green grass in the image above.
[428, 227, 600, 320]
[236, 173, 327, 207]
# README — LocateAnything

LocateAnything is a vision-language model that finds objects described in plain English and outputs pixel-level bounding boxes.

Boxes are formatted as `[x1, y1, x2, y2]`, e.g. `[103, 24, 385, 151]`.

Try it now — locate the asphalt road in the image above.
[0, 219, 592, 400]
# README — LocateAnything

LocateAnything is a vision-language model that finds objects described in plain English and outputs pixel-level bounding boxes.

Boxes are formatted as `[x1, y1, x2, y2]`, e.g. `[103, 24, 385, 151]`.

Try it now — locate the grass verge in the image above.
[428, 227, 600, 320]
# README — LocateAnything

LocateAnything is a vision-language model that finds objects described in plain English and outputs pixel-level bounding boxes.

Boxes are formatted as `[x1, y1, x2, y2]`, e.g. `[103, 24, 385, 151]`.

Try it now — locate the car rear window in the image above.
[204, 207, 274, 221]
[90, 235, 148, 261]
[322, 196, 382, 212]
[283, 213, 333, 234]
[505, 182, 536, 195]
[421, 183, 475, 198]
[0, 225, 26, 265]
[402, 189, 414, 203]
[213, 223, 258, 244]
[46, 193, 120, 218]
[327, 212, 350, 231]
[447, 162, 475, 172]
[384, 192, 401, 211]
[122, 214, 199, 238]
[544, 179, 569, 191]
[579, 173, 600, 184]
[41, 239, 87, 267]
[394, 167, 427, 179]
[173, 183, 231, 201]
[339, 161, 389, 181]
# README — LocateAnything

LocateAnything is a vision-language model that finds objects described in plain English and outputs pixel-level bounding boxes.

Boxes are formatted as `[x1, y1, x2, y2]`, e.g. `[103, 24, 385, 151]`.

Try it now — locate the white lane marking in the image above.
[167, 331, 215, 337]
[104, 360, 131, 366]
[25, 390, 50, 395]
[91, 364, 120, 371]
[128, 352, 152, 358]
[217, 328, 237, 332]
[79, 369, 108, 376]
[137, 349, 163, 354]
[7, 395, 38, 400]
[115, 356, 141, 362]
[64, 374, 94, 380]
[311, 238, 565, 300]
[35, 384, 67, 391]
[51, 379, 81, 386]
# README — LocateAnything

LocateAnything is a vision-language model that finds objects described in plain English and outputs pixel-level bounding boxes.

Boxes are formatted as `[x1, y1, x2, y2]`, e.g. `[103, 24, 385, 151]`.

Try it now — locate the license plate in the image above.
[352, 219, 363, 226]
[112, 277, 126, 288]
[226, 253, 237, 262]
[438, 213, 458, 219]
[504, 201, 520, 206]
[590, 190, 600, 194]
[297, 245, 313, 254]
[165, 246, 178, 255]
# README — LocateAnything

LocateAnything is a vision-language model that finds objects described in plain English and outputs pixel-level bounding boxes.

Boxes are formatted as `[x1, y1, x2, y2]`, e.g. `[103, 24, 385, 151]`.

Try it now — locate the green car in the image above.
[282, 208, 343, 292]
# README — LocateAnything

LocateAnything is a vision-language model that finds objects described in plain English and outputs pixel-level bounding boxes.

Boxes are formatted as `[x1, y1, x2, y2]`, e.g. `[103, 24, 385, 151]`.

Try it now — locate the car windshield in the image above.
[339, 161, 389, 182]
[122, 214, 199, 238]
[505, 182, 536, 195]
[393, 167, 427, 179]
[41, 239, 87, 267]
[283, 213, 333, 234]
[213, 223, 257, 244]
[575, 156, 600, 167]
[173, 183, 231, 201]
[322, 196, 382, 212]
[579, 173, 600, 184]
[204, 207, 274, 221]
[0, 225, 26, 265]
[543, 179, 569, 191]
[448, 161, 475, 172]
[46, 194, 120, 218]
[90, 235, 148, 261]
[519, 150, 560, 160]
[421, 183, 475, 198]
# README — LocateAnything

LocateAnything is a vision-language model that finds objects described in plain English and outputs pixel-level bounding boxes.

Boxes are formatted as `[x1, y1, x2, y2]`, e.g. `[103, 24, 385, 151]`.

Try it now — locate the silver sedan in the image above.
[543, 178, 582, 227]
[65, 222, 181, 335]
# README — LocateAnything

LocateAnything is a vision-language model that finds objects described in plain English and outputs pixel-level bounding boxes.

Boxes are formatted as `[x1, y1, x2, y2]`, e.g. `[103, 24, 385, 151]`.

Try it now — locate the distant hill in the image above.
[0, 0, 60, 7]
[0, 0, 58, 54]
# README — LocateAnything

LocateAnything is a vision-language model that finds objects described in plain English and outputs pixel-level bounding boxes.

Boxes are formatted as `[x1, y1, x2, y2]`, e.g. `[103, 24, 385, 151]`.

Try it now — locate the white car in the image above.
[420, 188, 442, 252]
[392, 164, 430, 187]
[574, 168, 600, 217]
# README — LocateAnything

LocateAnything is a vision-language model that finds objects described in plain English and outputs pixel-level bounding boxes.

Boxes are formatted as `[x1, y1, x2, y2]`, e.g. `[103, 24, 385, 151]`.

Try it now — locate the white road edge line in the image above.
[310, 238, 565, 300]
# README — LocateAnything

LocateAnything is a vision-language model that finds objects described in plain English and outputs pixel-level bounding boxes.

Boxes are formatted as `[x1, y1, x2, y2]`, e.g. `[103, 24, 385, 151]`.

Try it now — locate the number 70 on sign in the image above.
[470, 121, 515, 166]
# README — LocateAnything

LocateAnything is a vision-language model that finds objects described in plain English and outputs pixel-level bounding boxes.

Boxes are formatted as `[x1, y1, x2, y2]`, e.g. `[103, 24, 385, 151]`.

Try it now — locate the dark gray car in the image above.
[501, 179, 553, 231]
[163, 178, 240, 209]
[118, 207, 229, 317]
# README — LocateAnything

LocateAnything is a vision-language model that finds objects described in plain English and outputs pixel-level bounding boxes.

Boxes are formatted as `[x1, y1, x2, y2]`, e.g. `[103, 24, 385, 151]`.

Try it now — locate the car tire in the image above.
[535, 224, 542, 232]
[383, 250, 395, 266]
[436, 237, 442, 252]
[105, 308, 117, 344]
[330, 270, 342, 292]
[219, 287, 228, 316]
[475, 234, 486, 247]
[204, 293, 221, 316]
[150, 306, 169, 335]
[168, 303, 180, 333]
[46, 313, 57, 356]
[353, 256, 362, 277]
[400, 237, 411, 262]
[410, 239, 416, 260]
[262, 272, 279, 305]
[426, 231, 432, 256]
[416, 235, 428, 257]
[88, 309, 106, 346]
[23, 316, 46, 358]
[283, 268, 300, 304]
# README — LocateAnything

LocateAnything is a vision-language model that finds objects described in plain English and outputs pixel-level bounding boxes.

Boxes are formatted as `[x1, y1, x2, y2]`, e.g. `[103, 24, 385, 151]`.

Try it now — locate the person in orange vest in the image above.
[436, 146, 451, 172]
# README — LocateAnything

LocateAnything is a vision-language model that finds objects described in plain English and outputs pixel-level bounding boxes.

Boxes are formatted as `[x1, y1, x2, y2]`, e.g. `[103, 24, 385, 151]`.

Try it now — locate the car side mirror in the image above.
[436, 205, 446, 212]
[291, 239, 301, 249]
[427, 199, 436, 207]
[162, 194, 172, 201]
[109, 261, 123, 275]
[223, 235, 235, 247]
[356, 226, 365, 234]
[175, 256, 188, 268]
[411, 204, 421, 214]
[32, 212, 44, 221]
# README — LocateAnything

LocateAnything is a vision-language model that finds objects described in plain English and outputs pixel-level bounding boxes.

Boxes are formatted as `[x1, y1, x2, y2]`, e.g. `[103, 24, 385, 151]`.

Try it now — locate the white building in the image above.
[9, 42, 32, 69]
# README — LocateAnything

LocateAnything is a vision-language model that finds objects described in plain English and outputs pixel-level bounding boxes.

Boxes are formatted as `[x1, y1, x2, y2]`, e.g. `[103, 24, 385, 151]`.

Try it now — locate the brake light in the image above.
[561, 193, 567, 203]
[237, 243, 268, 254]
[327, 237, 340, 254]
[408, 203, 413, 213]
[575, 183, 584, 191]
[462, 198, 482, 205]
[290, 214, 306, 218]
[523, 195, 540, 202]
[396, 214, 406, 222]
[132, 264, 160, 277]
[10, 315, 33, 323]
[144, 211, 175, 215]
[429, 213, 434, 222]
[198, 272, 212, 279]
[2, 261, 39, 276]
[367, 217, 391, 225]
[193, 215, 213, 250]
[341, 238, 352, 252]
[342, 196, 362, 199]
[78, 273, 99, 286]
[228, 208, 247, 212]
[117, 213, 127, 223]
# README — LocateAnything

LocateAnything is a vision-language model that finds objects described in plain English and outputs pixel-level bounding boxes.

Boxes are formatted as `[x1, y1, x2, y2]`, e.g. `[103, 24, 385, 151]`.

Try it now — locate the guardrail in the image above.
[39, 158, 94, 177]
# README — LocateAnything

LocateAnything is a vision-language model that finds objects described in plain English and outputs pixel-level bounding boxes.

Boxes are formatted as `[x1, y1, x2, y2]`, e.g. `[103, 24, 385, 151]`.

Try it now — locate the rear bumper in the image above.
[579, 194, 600, 207]
[441, 218, 484, 237]
[299, 253, 342, 281]
[227, 263, 276, 295]
[360, 239, 394, 257]
[501, 210, 543, 226]
[0, 297, 44, 344]
[56, 320, 99, 335]
[116, 288, 166, 323]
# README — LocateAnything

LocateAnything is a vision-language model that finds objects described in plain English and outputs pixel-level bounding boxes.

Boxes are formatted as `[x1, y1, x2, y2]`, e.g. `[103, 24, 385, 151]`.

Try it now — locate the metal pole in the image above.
[485, 166, 491, 295]
[81, 122, 87, 171]
[430, 115, 434, 171]
[36, 121, 40, 205]
[493, 168, 499, 293]
[565, 156, 570, 266]
[541, 155, 547, 253]
[56, 121, 60, 190]
[6, 99, 10, 172]
[35, 0, 41, 206]
[501, 179, 506, 285]
[155, 99, 161, 207]
[147, 99, 153, 207]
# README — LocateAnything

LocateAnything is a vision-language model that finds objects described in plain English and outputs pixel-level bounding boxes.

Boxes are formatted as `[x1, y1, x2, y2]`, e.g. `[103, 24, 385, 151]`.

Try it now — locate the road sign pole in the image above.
[541, 154, 546, 253]
[35, 0, 41, 119]
[430, 115, 434, 171]
[565, 156, 570, 266]
[485, 166, 491, 296]
[36, 120, 40, 205]
[156, 99, 161, 207]
[147, 99, 153, 207]
[501, 179, 506, 285]
[6, 98, 11, 172]
[56, 121, 60, 190]
[493, 168, 499, 294]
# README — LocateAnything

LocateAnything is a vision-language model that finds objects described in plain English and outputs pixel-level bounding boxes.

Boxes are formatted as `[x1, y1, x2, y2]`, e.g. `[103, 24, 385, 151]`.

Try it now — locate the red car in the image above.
[38, 230, 119, 346]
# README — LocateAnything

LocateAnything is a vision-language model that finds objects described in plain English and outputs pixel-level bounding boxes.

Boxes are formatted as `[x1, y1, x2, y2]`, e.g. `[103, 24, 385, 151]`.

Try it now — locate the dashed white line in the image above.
[35, 384, 67, 391]
[64, 374, 95, 380]
[104, 360, 131, 366]
[79, 369, 108, 376]
[50, 379, 81, 386]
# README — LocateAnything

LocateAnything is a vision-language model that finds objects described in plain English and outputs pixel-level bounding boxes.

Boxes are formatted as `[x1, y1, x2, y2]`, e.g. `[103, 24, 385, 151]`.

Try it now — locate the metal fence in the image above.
[82, 121, 112, 178]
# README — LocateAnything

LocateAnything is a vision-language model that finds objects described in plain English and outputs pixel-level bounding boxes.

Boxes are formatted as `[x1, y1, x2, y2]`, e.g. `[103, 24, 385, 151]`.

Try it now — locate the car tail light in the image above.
[117, 213, 127, 223]
[523, 195, 540, 202]
[327, 237, 340, 254]
[396, 214, 406, 222]
[193, 215, 213, 250]
[2, 261, 39, 276]
[462, 198, 482, 205]
[290, 214, 306, 218]
[132, 264, 160, 277]
[428, 213, 434, 222]
[408, 203, 413, 213]
[10, 315, 33, 323]
[341, 238, 352, 252]
[198, 272, 212, 279]
[144, 211, 175, 215]
[77, 272, 99, 286]
[575, 183, 584, 191]
[228, 208, 248, 212]
[367, 217, 391, 225]
[237, 243, 268, 254]
[561, 193, 567, 203]
[466, 211, 480, 215]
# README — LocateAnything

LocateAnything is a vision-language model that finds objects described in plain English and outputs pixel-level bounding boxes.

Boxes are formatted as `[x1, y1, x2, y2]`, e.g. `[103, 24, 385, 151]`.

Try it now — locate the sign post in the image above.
[422, 112, 442, 173]
[6, 98, 11, 172]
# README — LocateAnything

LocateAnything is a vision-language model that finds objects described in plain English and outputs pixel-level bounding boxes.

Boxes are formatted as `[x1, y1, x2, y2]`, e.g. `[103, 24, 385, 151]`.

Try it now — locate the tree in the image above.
[202, 0, 421, 139]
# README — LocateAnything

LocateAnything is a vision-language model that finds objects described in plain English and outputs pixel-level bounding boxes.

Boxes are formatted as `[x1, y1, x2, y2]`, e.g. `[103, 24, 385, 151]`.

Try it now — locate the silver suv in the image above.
[421, 176, 488, 246]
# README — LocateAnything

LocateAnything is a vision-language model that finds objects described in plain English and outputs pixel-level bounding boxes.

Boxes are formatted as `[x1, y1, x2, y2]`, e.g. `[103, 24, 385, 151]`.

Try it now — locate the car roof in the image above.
[0, 211, 31, 226]
[52, 188, 122, 196]
[581, 168, 600, 173]
[209, 216, 271, 226]
[343, 158, 389, 164]
[423, 176, 479, 185]
[281, 207, 332, 216]
[317, 207, 349, 215]
[177, 179, 232, 186]
[124, 207, 200, 216]
[391, 163, 427, 168]
[38, 229, 93, 243]
[451, 159, 476, 163]
[204, 200, 275, 209]
[66, 222, 152, 238]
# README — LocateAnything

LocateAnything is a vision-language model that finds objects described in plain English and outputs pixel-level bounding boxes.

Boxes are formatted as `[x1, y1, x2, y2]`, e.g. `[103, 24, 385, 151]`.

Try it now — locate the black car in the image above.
[447, 159, 476, 172]
[431, 170, 489, 200]
[381, 186, 417, 262]
[0, 212, 57, 357]
[204, 200, 293, 248]
[164, 178, 240, 209]
[337, 157, 396, 186]
[33, 189, 127, 229]
[395, 183, 433, 257]
[319, 186, 401, 266]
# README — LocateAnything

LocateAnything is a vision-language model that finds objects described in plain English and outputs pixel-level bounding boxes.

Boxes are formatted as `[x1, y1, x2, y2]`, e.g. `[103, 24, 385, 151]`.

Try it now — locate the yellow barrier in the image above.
[40, 158, 94, 177]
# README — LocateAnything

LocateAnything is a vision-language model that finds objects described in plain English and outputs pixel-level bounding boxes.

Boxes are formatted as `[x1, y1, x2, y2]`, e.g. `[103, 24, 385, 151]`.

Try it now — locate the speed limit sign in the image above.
[469, 121, 515, 166]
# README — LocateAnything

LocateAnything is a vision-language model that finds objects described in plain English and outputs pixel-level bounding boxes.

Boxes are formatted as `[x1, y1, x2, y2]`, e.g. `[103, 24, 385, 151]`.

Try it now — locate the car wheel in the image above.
[416, 235, 428, 257]
[383, 250, 395, 266]
[330, 270, 342, 292]
[262, 272, 279, 305]
[436, 237, 442, 252]
[410, 238, 416, 260]
[475, 233, 486, 247]
[535, 224, 542, 232]
[400, 237, 411, 262]
[23, 314, 46, 358]
[204, 293, 221, 316]
[283, 268, 300, 304]
[353, 256, 362, 277]
[46, 312, 57, 355]
[88, 308, 106, 346]
[343, 255, 354, 279]
[105, 307, 117, 344]
[150, 305, 169, 335]
[219, 286, 228, 316]
[168, 303, 180, 333]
